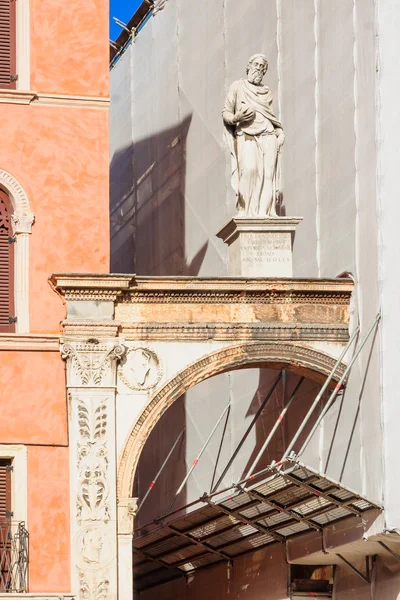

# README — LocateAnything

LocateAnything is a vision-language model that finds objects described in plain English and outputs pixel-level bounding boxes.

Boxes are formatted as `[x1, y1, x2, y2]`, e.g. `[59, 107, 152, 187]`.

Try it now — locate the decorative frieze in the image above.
[119, 323, 349, 342]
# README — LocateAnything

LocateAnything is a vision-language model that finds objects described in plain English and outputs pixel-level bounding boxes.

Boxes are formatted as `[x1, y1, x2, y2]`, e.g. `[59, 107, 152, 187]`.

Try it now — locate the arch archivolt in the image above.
[117, 340, 345, 498]
[0, 169, 34, 234]
[0, 169, 34, 333]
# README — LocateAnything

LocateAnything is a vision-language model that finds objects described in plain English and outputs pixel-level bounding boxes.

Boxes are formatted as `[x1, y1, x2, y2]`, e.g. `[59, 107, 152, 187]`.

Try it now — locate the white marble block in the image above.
[217, 217, 302, 277]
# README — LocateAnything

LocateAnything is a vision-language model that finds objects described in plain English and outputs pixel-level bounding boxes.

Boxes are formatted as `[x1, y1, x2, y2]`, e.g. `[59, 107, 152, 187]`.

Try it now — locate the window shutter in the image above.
[0, 190, 14, 332]
[0, 460, 11, 522]
[0, 0, 16, 89]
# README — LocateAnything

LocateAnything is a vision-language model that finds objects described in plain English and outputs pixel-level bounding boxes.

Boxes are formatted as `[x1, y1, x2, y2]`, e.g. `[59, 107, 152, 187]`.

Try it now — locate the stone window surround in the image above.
[0, 170, 34, 334]
[0, 445, 28, 526]
[16, 0, 30, 91]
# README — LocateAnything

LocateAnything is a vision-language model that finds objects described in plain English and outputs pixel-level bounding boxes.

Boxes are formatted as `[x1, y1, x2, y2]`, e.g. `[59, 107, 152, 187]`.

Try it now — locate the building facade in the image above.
[0, 0, 109, 594]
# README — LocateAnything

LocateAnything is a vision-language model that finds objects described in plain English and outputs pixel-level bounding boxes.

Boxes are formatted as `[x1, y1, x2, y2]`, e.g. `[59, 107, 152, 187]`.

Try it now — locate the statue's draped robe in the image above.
[223, 79, 282, 217]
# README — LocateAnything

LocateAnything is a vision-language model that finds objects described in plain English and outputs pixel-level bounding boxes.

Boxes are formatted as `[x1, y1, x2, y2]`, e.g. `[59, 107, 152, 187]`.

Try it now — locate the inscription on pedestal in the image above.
[216, 217, 303, 277]
[242, 232, 291, 266]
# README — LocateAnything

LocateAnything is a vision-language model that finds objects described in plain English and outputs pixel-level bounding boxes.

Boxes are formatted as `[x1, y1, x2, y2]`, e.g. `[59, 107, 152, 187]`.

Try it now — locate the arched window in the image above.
[0, 190, 14, 332]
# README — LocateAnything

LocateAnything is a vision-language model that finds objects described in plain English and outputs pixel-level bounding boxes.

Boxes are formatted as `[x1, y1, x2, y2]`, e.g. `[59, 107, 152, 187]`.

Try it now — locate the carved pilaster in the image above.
[62, 340, 125, 600]
[117, 498, 138, 600]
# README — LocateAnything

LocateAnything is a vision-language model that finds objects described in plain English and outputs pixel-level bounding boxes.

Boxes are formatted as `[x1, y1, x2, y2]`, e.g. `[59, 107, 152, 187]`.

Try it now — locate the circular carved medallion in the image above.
[119, 346, 163, 391]
[75, 525, 114, 571]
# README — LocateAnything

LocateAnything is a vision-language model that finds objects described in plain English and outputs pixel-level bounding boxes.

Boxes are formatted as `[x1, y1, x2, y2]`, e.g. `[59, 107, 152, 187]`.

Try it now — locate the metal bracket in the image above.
[5, 510, 13, 517]
[10, 75, 18, 82]
[378, 541, 400, 562]
[336, 553, 376, 584]
[8, 316, 17, 324]
[5, 465, 13, 472]
[8, 236, 16, 243]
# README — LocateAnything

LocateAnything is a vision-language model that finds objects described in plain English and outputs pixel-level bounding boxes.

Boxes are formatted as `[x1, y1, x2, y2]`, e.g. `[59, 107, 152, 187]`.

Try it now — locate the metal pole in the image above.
[211, 371, 283, 493]
[166, 402, 232, 513]
[245, 376, 305, 480]
[281, 326, 360, 460]
[136, 428, 185, 516]
[298, 313, 380, 457]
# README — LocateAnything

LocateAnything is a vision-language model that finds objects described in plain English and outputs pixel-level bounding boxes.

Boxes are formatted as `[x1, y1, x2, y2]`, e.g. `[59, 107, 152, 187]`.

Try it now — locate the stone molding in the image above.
[62, 322, 120, 339]
[0, 333, 59, 351]
[117, 341, 346, 498]
[0, 169, 33, 217]
[217, 216, 303, 244]
[0, 90, 110, 109]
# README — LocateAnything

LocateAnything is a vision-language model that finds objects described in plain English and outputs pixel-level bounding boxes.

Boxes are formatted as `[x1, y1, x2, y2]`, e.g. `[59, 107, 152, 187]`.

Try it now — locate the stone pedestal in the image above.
[217, 217, 303, 277]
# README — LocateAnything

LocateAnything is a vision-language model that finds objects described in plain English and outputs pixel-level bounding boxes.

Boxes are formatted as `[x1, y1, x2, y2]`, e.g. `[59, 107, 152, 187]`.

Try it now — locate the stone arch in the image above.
[117, 341, 345, 498]
[0, 170, 34, 333]
[0, 169, 34, 233]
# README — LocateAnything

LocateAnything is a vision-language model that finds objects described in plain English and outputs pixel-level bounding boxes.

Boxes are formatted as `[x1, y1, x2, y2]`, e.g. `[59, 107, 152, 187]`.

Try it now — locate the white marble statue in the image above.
[223, 54, 285, 217]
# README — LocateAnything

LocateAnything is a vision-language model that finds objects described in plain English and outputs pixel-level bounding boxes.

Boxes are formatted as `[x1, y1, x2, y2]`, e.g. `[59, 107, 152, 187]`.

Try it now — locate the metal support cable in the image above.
[211, 371, 283, 493]
[136, 428, 185, 516]
[245, 376, 305, 480]
[298, 313, 380, 458]
[282, 326, 360, 460]
[166, 402, 232, 514]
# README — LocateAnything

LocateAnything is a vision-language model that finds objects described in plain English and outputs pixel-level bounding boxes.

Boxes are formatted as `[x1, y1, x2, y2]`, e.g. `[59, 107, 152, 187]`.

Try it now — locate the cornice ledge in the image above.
[130, 276, 354, 294]
[0, 333, 60, 351]
[34, 93, 110, 109]
[51, 274, 133, 301]
[50, 273, 353, 303]
[0, 90, 110, 109]
[0, 90, 38, 105]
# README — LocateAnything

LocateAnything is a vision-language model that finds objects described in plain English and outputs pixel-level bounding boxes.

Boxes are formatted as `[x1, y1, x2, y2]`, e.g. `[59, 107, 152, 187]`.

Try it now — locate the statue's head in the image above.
[246, 54, 268, 85]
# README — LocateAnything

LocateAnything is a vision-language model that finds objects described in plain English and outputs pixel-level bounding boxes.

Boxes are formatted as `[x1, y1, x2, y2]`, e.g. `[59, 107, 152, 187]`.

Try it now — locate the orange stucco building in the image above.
[0, 0, 109, 592]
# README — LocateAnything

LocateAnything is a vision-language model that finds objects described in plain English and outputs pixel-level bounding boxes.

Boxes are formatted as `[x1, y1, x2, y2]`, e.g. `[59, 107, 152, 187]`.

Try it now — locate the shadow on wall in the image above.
[110, 114, 208, 275]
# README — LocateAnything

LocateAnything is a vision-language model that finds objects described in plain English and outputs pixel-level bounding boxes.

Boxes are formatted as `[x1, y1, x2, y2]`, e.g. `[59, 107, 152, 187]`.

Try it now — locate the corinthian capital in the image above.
[117, 498, 138, 535]
[61, 339, 126, 388]
[11, 212, 35, 234]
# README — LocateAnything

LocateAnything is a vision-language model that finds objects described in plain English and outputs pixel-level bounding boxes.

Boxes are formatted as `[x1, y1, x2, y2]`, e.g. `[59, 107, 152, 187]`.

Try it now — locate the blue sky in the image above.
[110, 0, 143, 41]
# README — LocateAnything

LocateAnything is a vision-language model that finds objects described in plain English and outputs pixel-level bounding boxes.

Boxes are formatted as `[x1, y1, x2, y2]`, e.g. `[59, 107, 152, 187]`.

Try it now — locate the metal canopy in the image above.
[133, 458, 381, 592]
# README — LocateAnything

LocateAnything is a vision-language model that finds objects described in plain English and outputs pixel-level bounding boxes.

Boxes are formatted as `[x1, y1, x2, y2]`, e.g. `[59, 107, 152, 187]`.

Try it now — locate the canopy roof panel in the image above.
[133, 458, 381, 591]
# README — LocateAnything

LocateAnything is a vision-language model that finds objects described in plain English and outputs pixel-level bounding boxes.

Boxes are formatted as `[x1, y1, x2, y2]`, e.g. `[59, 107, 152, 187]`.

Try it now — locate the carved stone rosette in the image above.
[62, 339, 125, 600]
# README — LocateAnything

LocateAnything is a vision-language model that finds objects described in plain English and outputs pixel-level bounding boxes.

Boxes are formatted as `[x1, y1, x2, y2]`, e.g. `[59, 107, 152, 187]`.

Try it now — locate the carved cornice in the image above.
[117, 341, 346, 498]
[120, 323, 349, 342]
[51, 275, 132, 301]
[122, 290, 350, 305]
[51, 274, 353, 305]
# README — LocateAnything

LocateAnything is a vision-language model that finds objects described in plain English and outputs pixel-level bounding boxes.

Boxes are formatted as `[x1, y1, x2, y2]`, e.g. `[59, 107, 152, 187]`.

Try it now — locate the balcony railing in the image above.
[0, 521, 28, 593]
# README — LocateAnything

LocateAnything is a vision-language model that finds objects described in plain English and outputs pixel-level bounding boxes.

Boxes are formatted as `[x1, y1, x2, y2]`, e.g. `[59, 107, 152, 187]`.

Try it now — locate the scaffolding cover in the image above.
[133, 458, 381, 591]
